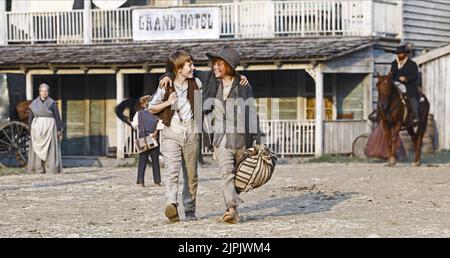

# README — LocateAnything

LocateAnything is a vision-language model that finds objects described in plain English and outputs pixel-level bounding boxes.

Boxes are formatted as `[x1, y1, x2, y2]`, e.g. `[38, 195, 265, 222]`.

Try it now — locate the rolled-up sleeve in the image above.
[147, 87, 166, 110]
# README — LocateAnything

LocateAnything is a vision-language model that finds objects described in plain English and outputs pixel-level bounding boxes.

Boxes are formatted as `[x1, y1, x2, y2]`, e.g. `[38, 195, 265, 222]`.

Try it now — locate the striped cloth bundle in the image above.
[234, 144, 277, 194]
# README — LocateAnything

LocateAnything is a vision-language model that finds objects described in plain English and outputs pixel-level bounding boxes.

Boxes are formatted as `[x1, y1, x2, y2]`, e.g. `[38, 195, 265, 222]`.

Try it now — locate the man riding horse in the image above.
[369, 45, 421, 125]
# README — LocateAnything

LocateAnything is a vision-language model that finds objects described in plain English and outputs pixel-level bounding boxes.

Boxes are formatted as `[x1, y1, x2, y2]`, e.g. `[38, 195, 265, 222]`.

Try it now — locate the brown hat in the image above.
[206, 46, 240, 70]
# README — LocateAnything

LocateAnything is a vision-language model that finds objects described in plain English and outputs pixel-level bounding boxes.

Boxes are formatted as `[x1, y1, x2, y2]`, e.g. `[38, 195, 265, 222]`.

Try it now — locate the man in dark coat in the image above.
[390, 45, 421, 124]
[369, 45, 421, 124]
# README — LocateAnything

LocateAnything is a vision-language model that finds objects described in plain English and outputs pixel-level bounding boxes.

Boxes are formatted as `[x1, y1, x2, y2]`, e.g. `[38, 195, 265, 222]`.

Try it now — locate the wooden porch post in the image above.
[363, 73, 373, 123]
[366, 0, 374, 36]
[397, 0, 404, 40]
[83, 0, 92, 44]
[26, 72, 33, 100]
[0, 0, 6, 45]
[315, 65, 324, 157]
[116, 71, 125, 159]
[264, 0, 275, 38]
[332, 73, 337, 120]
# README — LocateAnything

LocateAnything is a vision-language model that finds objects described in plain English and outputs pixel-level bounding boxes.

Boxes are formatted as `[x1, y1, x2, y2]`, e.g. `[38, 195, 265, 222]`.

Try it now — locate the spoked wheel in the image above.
[0, 122, 30, 168]
[352, 134, 369, 159]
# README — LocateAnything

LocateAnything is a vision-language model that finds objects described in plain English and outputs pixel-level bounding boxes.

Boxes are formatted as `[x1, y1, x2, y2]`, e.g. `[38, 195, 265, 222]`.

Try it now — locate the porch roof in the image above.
[0, 36, 375, 69]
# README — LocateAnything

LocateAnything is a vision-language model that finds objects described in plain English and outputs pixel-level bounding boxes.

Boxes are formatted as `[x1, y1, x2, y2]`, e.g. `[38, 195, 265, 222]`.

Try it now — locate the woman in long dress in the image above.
[28, 83, 63, 174]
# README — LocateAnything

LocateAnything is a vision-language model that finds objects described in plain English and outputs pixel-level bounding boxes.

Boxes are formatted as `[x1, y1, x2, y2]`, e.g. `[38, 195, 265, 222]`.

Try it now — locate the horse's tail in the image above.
[417, 92, 430, 137]
[419, 92, 430, 116]
[114, 98, 137, 128]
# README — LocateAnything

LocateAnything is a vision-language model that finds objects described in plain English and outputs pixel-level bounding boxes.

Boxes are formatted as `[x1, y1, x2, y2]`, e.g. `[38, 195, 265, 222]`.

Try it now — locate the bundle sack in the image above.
[233, 144, 277, 194]
[135, 135, 158, 153]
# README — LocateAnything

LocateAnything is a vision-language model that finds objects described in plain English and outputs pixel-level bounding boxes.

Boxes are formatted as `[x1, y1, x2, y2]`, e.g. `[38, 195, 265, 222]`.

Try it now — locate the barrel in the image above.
[423, 114, 436, 154]
[400, 131, 414, 152]
[425, 114, 436, 140]
[399, 114, 436, 154]
[400, 133, 434, 154]
[422, 135, 435, 154]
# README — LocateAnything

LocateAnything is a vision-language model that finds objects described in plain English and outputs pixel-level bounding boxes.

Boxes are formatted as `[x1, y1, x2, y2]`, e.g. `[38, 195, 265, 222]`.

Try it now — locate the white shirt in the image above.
[396, 57, 408, 70]
[222, 78, 235, 101]
[131, 112, 139, 129]
[148, 77, 202, 122]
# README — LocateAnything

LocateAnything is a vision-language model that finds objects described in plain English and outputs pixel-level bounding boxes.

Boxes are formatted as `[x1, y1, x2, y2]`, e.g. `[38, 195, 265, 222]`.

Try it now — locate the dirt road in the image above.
[1, 162, 449, 237]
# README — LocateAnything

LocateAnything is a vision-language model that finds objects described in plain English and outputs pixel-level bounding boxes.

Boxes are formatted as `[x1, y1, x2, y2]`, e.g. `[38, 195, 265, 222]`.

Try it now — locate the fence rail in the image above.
[124, 120, 316, 157]
[273, 1, 368, 36]
[91, 9, 132, 42]
[3, 0, 400, 45]
[124, 119, 370, 157]
[7, 10, 85, 43]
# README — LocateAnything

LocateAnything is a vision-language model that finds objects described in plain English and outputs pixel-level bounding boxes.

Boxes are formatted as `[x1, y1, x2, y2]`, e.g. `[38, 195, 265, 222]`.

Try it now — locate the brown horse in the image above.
[375, 73, 430, 166]
[15, 100, 32, 124]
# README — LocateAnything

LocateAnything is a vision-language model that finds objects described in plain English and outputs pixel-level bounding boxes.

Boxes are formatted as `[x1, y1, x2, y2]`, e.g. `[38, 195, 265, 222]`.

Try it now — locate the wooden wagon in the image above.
[0, 80, 31, 168]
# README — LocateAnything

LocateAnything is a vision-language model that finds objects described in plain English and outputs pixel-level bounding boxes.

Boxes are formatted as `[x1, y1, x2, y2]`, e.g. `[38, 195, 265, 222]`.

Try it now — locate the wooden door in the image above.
[88, 75, 107, 156]
[61, 75, 86, 156]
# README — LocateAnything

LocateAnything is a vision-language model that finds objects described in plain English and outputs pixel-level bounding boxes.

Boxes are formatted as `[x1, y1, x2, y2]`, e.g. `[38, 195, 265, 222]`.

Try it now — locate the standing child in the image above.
[132, 95, 161, 187]
[148, 50, 202, 222]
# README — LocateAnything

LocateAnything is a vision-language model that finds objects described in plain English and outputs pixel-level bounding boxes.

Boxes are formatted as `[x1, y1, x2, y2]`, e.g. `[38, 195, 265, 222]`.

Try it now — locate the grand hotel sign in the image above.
[133, 7, 220, 41]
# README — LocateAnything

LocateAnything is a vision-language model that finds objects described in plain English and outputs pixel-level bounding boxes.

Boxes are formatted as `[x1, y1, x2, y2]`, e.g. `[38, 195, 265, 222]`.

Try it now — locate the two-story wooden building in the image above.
[1, 0, 449, 159]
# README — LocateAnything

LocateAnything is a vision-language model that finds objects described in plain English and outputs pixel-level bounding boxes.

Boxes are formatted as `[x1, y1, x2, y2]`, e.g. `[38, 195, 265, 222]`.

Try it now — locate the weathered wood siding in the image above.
[373, 0, 402, 37]
[419, 53, 450, 150]
[373, 46, 399, 110]
[402, 0, 450, 50]
[323, 47, 374, 74]
[324, 120, 371, 154]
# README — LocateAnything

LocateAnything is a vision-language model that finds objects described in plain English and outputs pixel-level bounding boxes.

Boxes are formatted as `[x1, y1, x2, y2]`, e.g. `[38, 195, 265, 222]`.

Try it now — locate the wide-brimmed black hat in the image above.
[206, 46, 240, 70]
[396, 45, 411, 54]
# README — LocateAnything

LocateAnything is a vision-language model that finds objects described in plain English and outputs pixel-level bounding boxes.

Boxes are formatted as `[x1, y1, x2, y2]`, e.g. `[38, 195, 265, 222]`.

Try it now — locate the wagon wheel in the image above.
[352, 134, 369, 160]
[0, 122, 30, 168]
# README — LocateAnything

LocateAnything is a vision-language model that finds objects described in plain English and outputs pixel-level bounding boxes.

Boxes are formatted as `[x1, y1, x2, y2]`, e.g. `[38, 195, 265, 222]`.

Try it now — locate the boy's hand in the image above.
[240, 75, 249, 86]
[168, 92, 177, 105]
[159, 76, 173, 89]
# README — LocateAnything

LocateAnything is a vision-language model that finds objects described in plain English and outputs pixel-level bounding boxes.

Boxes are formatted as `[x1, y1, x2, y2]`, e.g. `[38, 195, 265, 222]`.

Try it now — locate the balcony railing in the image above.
[6, 9, 132, 44]
[2, 0, 400, 45]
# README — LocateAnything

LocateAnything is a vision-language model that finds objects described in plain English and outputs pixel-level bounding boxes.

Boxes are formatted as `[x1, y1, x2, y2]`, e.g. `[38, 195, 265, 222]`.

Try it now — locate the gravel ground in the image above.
[1, 161, 449, 238]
